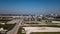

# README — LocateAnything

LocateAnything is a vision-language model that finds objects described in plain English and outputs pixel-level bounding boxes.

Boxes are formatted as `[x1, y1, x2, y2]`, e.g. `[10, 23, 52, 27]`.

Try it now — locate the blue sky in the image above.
[0, 0, 60, 15]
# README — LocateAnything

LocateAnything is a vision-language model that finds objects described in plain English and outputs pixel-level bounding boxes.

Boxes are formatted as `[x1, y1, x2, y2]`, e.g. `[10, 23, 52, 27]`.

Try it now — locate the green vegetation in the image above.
[0, 23, 16, 31]
[17, 26, 22, 34]
[0, 19, 11, 23]
[54, 16, 60, 18]
[0, 24, 3, 28]
[22, 21, 60, 27]
[17, 26, 26, 34]
[30, 24, 60, 27]
[21, 24, 60, 28]
[4, 24, 16, 31]
[0, 17, 13, 23]
[30, 32, 60, 34]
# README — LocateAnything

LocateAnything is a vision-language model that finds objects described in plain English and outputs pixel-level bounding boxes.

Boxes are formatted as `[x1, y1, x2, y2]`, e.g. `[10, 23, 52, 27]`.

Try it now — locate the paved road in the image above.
[7, 18, 23, 34]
